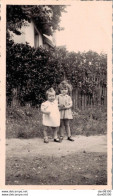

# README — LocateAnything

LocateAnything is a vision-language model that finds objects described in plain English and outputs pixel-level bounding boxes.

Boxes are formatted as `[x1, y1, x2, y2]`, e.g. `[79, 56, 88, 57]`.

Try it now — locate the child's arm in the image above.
[41, 103, 50, 114]
[64, 103, 72, 109]
[59, 104, 66, 110]
[56, 95, 64, 110]
[64, 96, 72, 109]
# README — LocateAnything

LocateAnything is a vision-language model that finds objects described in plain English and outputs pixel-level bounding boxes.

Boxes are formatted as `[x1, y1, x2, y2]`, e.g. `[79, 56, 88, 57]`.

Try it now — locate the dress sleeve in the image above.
[41, 102, 49, 112]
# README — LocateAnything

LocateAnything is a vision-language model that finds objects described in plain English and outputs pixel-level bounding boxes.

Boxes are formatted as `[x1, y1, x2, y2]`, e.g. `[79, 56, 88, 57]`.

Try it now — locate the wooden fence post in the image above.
[11, 88, 20, 107]
[72, 84, 107, 110]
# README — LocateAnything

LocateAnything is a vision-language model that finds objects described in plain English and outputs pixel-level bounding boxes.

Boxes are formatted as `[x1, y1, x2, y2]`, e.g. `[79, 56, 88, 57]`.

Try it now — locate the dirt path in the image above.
[6, 135, 107, 158]
[6, 135, 107, 185]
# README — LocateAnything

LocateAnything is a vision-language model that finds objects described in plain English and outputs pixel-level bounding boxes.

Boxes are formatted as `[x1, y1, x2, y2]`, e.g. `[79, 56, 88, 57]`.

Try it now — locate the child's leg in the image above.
[52, 127, 58, 139]
[64, 119, 71, 137]
[59, 119, 64, 137]
[52, 127, 60, 142]
[43, 126, 49, 143]
[64, 119, 74, 141]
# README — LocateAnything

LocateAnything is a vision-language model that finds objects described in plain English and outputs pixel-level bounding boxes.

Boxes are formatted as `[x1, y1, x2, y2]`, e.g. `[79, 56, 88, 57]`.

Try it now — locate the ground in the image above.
[6, 135, 107, 185]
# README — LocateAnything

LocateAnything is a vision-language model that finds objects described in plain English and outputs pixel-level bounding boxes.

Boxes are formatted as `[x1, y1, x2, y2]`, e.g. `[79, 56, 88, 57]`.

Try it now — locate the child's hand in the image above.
[63, 105, 71, 109]
[41, 106, 51, 114]
[59, 104, 65, 110]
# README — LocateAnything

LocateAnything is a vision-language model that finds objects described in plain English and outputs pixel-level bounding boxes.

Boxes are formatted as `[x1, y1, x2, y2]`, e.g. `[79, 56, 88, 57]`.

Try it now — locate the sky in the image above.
[56, 2, 111, 53]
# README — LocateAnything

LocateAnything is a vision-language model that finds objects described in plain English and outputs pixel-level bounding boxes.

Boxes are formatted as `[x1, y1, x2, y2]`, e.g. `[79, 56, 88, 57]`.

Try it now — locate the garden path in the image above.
[6, 135, 107, 158]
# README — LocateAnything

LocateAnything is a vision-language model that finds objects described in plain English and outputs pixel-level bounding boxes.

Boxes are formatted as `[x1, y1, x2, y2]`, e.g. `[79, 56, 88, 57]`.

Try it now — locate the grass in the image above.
[6, 105, 107, 186]
[6, 105, 107, 139]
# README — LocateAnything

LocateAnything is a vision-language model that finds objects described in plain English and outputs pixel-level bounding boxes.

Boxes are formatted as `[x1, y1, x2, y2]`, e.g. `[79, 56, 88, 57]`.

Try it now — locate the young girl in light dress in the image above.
[41, 88, 60, 143]
[57, 81, 74, 141]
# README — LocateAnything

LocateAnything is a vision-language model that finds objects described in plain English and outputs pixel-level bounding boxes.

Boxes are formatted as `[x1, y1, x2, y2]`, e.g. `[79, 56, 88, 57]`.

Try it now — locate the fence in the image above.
[72, 86, 107, 110]
[7, 85, 107, 110]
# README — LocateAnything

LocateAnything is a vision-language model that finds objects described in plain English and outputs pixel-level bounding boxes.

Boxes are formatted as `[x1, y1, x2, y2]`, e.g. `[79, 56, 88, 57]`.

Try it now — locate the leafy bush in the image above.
[7, 40, 107, 106]
[7, 41, 65, 105]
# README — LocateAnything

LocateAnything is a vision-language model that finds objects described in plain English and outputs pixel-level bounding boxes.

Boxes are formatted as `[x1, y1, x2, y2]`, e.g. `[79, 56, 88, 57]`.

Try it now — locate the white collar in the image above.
[48, 100, 55, 104]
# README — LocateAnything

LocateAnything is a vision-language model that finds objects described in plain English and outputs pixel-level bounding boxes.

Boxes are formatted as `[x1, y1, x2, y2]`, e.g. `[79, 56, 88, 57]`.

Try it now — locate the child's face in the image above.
[47, 92, 55, 102]
[60, 88, 68, 95]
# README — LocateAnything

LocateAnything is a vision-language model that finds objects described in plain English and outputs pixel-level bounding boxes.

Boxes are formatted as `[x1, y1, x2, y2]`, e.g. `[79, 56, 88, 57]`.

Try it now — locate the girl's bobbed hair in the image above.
[58, 80, 72, 95]
[46, 87, 55, 97]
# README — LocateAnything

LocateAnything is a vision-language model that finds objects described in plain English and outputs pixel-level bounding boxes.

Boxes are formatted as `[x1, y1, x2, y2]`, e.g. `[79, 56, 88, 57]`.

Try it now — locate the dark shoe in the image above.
[54, 138, 60, 142]
[67, 136, 74, 141]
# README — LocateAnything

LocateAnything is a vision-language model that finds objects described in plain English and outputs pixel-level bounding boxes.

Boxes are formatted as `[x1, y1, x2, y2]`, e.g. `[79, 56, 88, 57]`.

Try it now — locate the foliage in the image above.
[7, 6, 29, 35]
[6, 105, 107, 139]
[7, 41, 65, 105]
[7, 5, 66, 36]
[7, 39, 107, 106]
[58, 50, 107, 95]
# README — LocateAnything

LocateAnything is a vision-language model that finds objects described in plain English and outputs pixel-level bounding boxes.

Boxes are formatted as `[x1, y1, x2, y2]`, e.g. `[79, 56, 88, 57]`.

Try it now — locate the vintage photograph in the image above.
[5, 3, 110, 186]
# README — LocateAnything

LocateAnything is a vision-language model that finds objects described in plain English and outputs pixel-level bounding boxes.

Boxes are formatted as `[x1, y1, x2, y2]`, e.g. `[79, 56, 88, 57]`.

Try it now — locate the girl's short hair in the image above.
[58, 80, 72, 94]
[46, 87, 55, 97]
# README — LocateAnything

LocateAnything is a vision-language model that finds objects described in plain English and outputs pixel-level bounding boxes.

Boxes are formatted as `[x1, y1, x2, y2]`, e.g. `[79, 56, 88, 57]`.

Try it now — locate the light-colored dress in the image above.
[41, 100, 60, 127]
[57, 94, 73, 119]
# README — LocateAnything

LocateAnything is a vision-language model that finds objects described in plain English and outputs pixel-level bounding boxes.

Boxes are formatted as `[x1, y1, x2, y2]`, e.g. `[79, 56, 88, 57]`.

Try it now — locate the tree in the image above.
[7, 5, 66, 37]
[6, 5, 107, 107]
